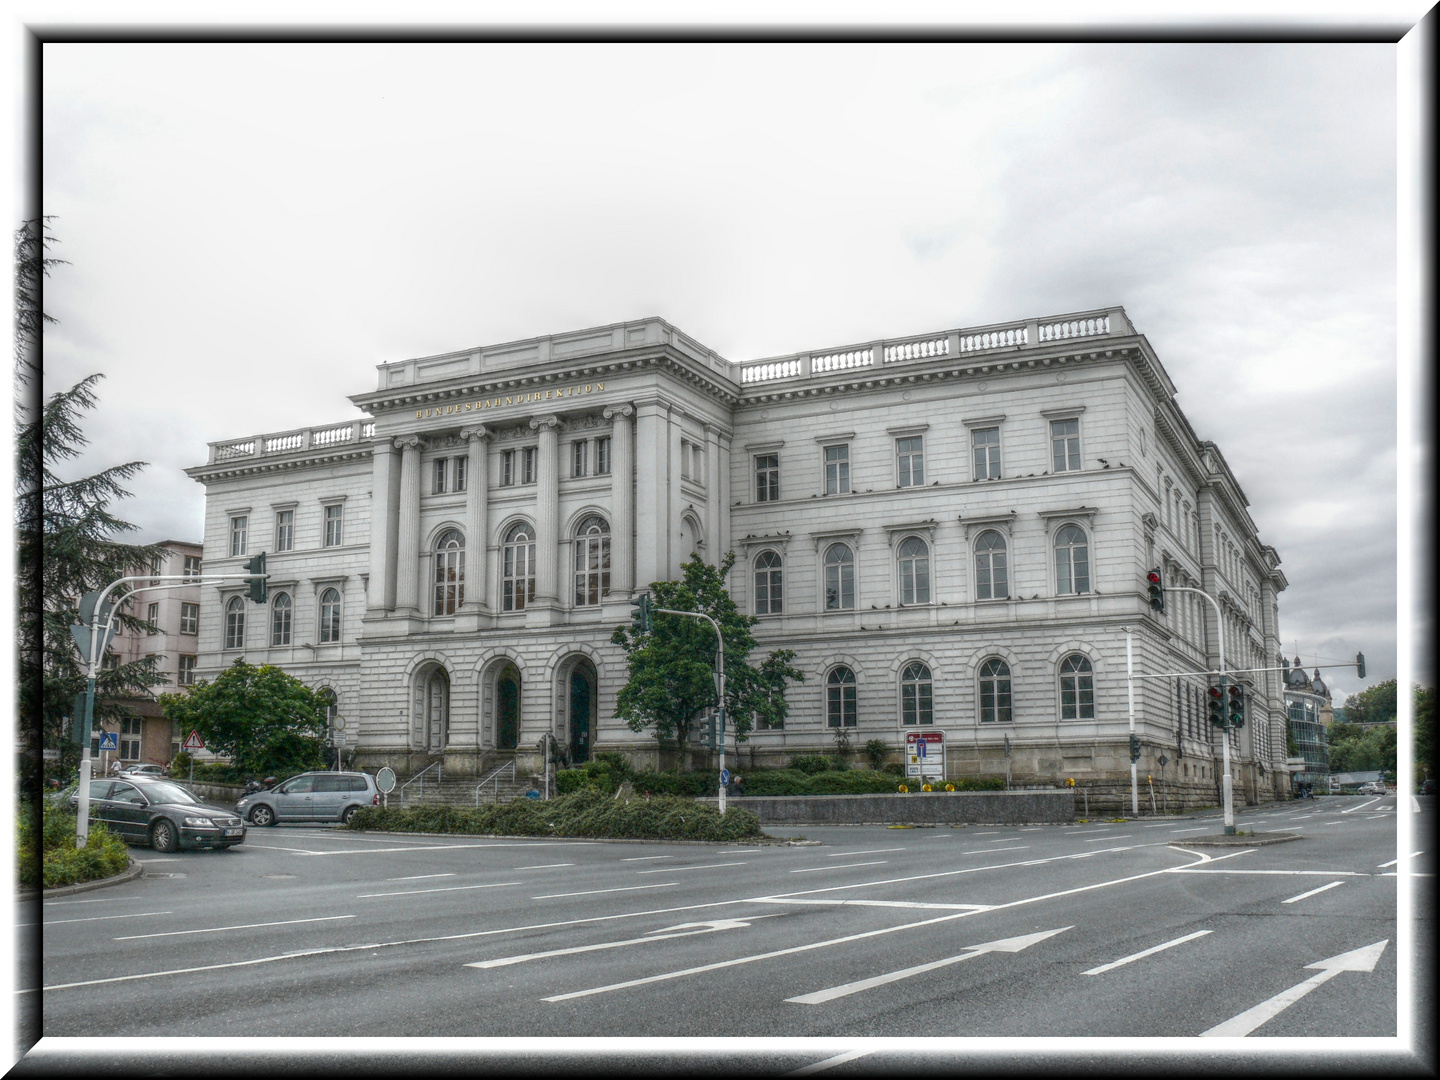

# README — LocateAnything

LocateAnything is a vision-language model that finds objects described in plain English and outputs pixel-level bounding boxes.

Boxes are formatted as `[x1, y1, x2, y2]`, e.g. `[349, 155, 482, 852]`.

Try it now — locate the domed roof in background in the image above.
[1285, 662, 1313, 689]
[1310, 668, 1328, 696]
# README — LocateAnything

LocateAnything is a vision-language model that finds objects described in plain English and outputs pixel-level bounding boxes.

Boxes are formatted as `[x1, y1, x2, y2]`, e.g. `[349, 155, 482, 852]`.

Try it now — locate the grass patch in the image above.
[19, 804, 131, 889]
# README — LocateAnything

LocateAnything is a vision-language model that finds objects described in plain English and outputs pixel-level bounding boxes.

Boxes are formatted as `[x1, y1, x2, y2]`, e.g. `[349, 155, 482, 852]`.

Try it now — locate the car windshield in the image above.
[137, 780, 203, 805]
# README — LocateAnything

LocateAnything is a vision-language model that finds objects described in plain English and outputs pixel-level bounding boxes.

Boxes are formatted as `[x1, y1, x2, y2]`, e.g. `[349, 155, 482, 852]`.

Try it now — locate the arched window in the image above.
[1059, 654, 1095, 719]
[824, 544, 855, 611]
[502, 522, 536, 611]
[270, 592, 292, 646]
[975, 530, 1008, 600]
[319, 588, 342, 644]
[901, 662, 932, 725]
[433, 528, 465, 615]
[1054, 524, 1091, 595]
[826, 666, 857, 728]
[224, 595, 245, 650]
[978, 658, 1012, 723]
[572, 515, 611, 606]
[754, 550, 783, 615]
[897, 537, 930, 605]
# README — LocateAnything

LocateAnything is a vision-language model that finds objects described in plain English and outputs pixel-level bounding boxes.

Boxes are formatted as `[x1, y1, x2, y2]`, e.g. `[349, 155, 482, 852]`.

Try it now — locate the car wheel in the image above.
[341, 804, 359, 825]
[249, 804, 275, 827]
[151, 819, 179, 853]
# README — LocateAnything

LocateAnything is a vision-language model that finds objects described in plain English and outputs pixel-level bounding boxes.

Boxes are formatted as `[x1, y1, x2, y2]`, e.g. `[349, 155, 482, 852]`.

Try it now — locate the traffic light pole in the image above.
[1125, 630, 1138, 815]
[651, 606, 727, 815]
[1164, 585, 1233, 834]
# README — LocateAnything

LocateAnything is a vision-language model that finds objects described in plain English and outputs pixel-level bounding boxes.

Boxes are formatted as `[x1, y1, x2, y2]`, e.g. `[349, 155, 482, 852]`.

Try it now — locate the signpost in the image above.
[905, 731, 945, 782]
[376, 766, 396, 809]
[182, 730, 204, 785]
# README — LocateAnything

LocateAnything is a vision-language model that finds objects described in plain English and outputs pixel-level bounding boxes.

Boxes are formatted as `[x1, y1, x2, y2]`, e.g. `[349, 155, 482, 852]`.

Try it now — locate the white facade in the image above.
[186, 306, 1292, 806]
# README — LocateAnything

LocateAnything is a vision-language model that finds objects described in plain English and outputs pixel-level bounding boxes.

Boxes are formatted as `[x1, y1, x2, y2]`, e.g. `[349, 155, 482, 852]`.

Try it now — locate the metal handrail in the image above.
[474, 760, 516, 806]
[399, 759, 443, 806]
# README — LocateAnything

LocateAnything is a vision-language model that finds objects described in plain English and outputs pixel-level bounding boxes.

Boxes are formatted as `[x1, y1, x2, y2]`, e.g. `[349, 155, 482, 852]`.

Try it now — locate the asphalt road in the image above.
[15, 794, 1434, 1071]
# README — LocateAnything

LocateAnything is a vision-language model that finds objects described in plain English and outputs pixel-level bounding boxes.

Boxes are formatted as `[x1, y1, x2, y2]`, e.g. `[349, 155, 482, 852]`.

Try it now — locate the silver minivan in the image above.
[236, 771, 379, 826]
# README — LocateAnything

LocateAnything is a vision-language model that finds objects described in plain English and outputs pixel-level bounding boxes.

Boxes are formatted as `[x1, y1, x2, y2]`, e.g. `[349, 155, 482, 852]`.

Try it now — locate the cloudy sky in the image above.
[38, 41, 1412, 701]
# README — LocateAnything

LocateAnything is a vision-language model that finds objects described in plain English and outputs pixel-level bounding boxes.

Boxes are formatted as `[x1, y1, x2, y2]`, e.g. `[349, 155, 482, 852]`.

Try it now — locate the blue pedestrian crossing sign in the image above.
[98, 732, 118, 751]
[720, 768, 731, 787]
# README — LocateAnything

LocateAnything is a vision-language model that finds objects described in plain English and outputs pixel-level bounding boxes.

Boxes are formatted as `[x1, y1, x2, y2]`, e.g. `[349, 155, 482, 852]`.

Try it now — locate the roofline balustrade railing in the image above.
[210, 420, 377, 464]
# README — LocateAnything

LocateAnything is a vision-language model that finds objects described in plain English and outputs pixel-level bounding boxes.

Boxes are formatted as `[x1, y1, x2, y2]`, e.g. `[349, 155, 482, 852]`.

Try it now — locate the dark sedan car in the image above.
[71, 777, 246, 852]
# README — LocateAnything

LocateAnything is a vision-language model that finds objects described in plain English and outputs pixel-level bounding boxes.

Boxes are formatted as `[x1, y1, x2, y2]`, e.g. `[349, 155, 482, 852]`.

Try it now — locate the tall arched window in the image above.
[1059, 654, 1095, 719]
[754, 550, 783, 615]
[826, 666, 857, 727]
[319, 588, 342, 644]
[824, 544, 855, 611]
[975, 530, 1008, 600]
[901, 662, 933, 725]
[897, 537, 930, 605]
[502, 522, 536, 611]
[270, 592, 292, 646]
[1054, 524, 1091, 595]
[573, 515, 611, 606]
[224, 595, 245, 649]
[978, 658, 1012, 723]
[433, 528, 465, 615]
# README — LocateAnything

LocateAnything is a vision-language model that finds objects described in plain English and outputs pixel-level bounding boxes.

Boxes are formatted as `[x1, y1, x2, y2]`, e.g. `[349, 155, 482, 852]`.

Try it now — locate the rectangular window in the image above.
[522, 446, 537, 484]
[972, 426, 1001, 480]
[432, 458, 448, 495]
[179, 603, 199, 635]
[323, 504, 344, 547]
[1050, 418, 1081, 473]
[178, 655, 197, 686]
[691, 443, 704, 484]
[146, 602, 159, 633]
[150, 556, 162, 585]
[229, 515, 248, 558]
[824, 445, 850, 495]
[572, 440, 588, 478]
[454, 454, 467, 492]
[501, 449, 515, 486]
[120, 717, 142, 760]
[183, 555, 202, 578]
[275, 509, 294, 552]
[896, 436, 924, 487]
[596, 437, 612, 475]
[755, 454, 780, 502]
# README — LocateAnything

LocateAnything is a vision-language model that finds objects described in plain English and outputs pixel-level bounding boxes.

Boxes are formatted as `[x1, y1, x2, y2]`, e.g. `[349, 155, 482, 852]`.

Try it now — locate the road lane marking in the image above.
[982, 837, 1021, 842]
[622, 855, 673, 862]
[1201, 940, 1388, 1037]
[358, 882, 520, 898]
[1083, 835, 1132, 843]
[959, 846, 1029, 855]
[786, 927, 1072, 1004]
[514, 863, 574, 870]
[1281, 881, 1344, 904]
[43, 897, 135, 906]
[765, 899, 990, 911]
[1082, 930, 1213, 975]
[115, 915, 357, 940]
[533, 883, 678, 899]
[825, 848, 905, 857]
[1340, 798, 1381, 814]
[1378, 851, 1424, 868]
[1169, 828, 1209, 833]
[785, 1049, 874, 1076]
[467, 916, 782, 968]
[45, 911, 172, 925]
[386, 873, 456, 881]
[1170, 869, 1367, 876]
[789, 861, 889, 874]
[637, 862, 746, 875]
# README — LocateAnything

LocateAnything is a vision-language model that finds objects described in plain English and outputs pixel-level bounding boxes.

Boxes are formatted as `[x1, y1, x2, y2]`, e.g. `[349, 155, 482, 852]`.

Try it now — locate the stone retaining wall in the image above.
[699, 790, 1074, 825]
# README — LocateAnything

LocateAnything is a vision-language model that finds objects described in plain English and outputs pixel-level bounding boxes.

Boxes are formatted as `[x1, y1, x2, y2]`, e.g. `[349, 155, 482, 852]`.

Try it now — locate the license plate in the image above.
[223, 828, 243, 836]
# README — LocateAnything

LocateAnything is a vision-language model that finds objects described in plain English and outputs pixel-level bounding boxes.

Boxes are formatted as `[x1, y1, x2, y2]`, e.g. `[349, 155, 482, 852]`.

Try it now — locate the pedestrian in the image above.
[733, 773, 745, 797]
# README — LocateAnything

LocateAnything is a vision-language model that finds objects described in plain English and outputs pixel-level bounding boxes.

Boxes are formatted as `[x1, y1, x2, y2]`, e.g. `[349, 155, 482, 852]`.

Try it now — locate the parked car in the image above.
[45, 779, 78, 808]
[70, 776, 246, 852]
[1356, 782, 1385, 795]
[234, 771, 380, 826]
[117, 763, 167, 778]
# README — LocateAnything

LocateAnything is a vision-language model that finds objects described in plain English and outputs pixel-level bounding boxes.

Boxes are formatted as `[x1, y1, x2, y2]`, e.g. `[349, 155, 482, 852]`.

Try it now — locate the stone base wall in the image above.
[700, 790, 1075, 826]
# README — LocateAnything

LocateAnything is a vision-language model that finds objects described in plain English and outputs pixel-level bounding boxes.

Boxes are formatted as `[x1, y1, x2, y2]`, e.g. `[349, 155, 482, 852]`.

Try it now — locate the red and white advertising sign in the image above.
[905, 731, 945, 779]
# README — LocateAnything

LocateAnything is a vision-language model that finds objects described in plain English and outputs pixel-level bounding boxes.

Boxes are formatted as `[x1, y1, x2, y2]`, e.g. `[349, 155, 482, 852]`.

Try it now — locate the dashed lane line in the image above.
[45, 911, 172, 925]
[1281, 881, 1344, 904]
[534, 883, 678, 899]
[358, 882, 520, 898]
[1083, 835, 1132, 843]
[825, 848, 906, 857]
[622, 856, 672, 862]
[1082, 930, 1213, 975]
[514, 864, 575, 870]
[789, 862, 889, 874]
[387, 873, 456, 882]
[115, 915, 357, 941]
[637, 862, 747, 875]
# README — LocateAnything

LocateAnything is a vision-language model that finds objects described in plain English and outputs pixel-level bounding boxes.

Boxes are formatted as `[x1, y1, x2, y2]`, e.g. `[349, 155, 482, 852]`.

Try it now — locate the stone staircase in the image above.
[391, 765, 541, 809]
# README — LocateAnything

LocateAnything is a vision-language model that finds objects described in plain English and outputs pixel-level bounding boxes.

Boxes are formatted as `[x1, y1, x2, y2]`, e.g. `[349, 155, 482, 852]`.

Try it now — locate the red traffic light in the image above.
[1146, 570, 1162, 584]
[1208, 686, 1223, 699]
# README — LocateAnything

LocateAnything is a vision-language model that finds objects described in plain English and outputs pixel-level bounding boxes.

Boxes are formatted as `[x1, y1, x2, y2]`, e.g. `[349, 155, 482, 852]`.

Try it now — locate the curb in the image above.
[27, 858, 146, 900]
[1168, 832, 1301, 847]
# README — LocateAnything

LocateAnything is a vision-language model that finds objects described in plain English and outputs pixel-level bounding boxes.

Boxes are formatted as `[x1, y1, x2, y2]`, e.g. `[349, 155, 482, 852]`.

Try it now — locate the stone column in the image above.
[634, 400, 668, 589]
[667, 412, 684, 578]
[603, 404, 635, 593]
[393, 434, 423, 614]
[529, 415, 561, 604]
[716, 430, 732, 567]
[461, 425, 491, 610]
[703, 423, 722, 566]
[367, 437, 398, 612]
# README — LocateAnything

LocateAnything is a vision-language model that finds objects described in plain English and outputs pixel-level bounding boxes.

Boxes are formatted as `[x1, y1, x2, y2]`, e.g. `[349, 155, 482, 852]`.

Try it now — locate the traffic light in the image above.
[1145, 567, 1165, 614]
[1228, 683, 1246, 729]
[244, 552, 268, 604]
[1207, 681, 1227, 727]
[1129, 734, 1141, 763]
[1356, 652, 1366, 679]
[699, 712, 717, 751]
[629, 592, 652, 634]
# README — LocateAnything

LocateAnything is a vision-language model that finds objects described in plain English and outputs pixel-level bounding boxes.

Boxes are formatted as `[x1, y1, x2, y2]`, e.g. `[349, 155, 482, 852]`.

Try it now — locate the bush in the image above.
[883, 762, 905, 776]
[864, 739, 889, 770]
[346, 788, 763, 842]
[629, 770, 718, 797]
[26, 806, 130, 889]
[789, 755, 831, 775]
[554, 752, 637, 795]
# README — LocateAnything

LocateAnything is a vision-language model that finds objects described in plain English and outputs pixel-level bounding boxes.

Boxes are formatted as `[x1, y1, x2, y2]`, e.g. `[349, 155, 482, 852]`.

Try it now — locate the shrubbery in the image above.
[347, 788, 764, 842]
[553, 758, 1008, 798]
[19, 805, 130, 889]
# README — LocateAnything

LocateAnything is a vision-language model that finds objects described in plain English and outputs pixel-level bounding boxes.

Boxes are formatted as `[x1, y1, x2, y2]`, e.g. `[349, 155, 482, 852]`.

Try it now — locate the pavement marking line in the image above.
[1083, 835, 1132, 843]
[1169, 828, 1209, 834]
[1281, 881, 1345, 904]
[959, 846, 1029, 855]
[114, 915, 357, 941]
[358, 882, 521, 898]
[764, 899, 991, 912]
[789, 861, 889, 874]
[786, 927, 1072, 1005]
[534, 883, 678, 899]
[1201, 940, 1389, 1037]
[785, 1049, 875, 1076]
[1340, 798, 1382, 815]
[1412, 797, 1421, 812]
[43, 897, 134, 907]
[467, 916, 785, 969]
[386, 873, 457, 881]
[825, 848, 906, 857]
[45, 911, 173, 925]
[1170, 869, 1367, 876]
[622, 856, 673, 862]
[637, 862, 747, 875]
[1082, 930, 1213, 975]
[983, 837, 1021, 842]
[514, 863, 575, 870]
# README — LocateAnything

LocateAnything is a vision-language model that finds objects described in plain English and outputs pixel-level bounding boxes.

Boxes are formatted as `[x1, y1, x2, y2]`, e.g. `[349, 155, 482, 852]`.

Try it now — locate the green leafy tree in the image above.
[1414, 684, 1434, 784]
[1343, 679, 1398, 726]
[159, 659, 327, 777]
[611, 553, 804, 771]
[1326, 721, 1397, 775]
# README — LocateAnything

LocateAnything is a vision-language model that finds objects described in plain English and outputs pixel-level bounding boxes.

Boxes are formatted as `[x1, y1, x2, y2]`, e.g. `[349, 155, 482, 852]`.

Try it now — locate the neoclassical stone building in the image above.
[187, 306, 1293, 805]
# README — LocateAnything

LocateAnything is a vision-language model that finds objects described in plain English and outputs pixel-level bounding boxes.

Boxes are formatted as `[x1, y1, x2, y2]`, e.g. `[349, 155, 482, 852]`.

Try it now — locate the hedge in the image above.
[554, 762, 1008, 798]
[346, 787, 764, 842]
[20, 806, 131, 889]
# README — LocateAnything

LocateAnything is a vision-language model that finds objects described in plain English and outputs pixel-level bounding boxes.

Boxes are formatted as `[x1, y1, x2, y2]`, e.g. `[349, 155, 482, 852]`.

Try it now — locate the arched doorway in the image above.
[415, 665, 449, 753]
[495, 664, 520, 751]
[566, 658, 597, 764]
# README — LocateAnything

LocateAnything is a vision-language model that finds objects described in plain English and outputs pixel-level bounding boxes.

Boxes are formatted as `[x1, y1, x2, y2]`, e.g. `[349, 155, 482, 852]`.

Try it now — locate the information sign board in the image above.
[905, 731, 945, 779]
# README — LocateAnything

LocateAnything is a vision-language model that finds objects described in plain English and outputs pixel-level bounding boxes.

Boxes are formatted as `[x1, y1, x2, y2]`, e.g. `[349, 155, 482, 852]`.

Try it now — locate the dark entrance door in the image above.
[497, 672, 519, 750]
[569, 669, 592, 764]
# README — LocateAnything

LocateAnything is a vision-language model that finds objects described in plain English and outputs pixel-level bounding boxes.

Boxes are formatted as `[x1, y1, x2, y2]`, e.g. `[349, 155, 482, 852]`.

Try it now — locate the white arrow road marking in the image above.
[115, 915, 356, 941]
[1281, 881, 1344, 904]
[466, 916, 781, 969]
[786, 927, 1072, 1004]
[1082, 929, 1213, 975]
[1201, 940, 1389, 1037]
[784, 1049, 875, 1076]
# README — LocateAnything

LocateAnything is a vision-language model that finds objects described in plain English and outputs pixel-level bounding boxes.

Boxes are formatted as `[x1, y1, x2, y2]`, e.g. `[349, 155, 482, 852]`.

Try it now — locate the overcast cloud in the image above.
[38, 42, 1409, 702]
